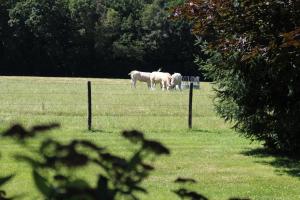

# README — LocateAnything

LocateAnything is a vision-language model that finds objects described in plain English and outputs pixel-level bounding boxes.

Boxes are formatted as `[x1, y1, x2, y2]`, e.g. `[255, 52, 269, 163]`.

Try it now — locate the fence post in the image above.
[87, 81, 92, 131]
[188, 82, 193, 129]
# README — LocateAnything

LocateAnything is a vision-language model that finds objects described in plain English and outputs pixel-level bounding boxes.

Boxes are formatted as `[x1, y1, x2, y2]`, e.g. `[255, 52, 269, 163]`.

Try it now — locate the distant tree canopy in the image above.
[0, 0, 200, 77]
[174, 0, 300, 154]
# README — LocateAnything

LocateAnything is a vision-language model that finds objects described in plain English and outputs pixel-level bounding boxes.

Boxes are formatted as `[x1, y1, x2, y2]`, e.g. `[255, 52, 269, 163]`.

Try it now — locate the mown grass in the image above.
[0, 76, 300, 200]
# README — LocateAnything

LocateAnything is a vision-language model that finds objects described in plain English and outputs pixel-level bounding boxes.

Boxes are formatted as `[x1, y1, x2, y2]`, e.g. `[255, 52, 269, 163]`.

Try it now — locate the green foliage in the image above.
[176, 0, 300, 154]
[7, 0, 75, 72]
[0, 175, 14, 200]
[174, 178, 208, 200]
[0, 123, 253, 200]
[0, 0, 198, 77]
[2, 124, 171, 199]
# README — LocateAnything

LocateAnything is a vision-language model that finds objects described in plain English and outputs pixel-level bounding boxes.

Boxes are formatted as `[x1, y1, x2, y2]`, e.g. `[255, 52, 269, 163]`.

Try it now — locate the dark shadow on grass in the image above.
[83, 129, 114, 134]
[189, 129, 231, 134]
[189, 129, 215, 133]
[241, 148, 300, 178]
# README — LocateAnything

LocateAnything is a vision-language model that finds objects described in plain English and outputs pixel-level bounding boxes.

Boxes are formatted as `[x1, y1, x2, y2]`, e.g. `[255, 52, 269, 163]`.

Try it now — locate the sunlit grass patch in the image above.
[0, 76, 299, 200]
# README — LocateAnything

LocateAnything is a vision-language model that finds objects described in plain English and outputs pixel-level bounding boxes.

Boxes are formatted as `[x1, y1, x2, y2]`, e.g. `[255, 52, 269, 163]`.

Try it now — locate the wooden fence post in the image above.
[87, 81, 92, 131]
[188, 82, 193, 129]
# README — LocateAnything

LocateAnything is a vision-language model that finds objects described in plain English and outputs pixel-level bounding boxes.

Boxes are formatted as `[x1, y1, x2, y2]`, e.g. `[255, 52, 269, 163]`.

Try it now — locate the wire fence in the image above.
[0, 79, 216, 129]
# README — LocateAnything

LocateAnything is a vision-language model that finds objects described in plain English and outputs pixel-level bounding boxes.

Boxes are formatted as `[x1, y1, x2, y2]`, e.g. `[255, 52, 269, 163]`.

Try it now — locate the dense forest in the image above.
[0, 0, 200, 78]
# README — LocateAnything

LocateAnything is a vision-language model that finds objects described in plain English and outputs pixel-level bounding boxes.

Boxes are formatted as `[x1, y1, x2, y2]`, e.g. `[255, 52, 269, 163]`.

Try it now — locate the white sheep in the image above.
[128, 70, 152, 88]
[150, 72, 172, 91]
[129, 68, 162, 89]
[171, 73, 182, 90]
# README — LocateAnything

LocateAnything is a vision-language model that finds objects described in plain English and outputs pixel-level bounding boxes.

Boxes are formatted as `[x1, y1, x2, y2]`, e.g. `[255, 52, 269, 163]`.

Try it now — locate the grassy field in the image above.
[0, 76, 300, 200]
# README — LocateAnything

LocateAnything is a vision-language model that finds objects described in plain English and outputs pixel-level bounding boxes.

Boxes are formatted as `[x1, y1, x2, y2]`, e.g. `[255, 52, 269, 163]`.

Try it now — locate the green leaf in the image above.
[96, 175, 111, 199]
[0, 175, 14, 187]
[32, 170, 52, 197]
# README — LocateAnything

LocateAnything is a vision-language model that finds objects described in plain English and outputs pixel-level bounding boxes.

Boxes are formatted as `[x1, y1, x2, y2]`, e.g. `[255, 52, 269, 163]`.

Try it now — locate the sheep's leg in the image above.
[131, 79, 136, 88]
[131, 79, 134, 88]
[147, 81, 151, 89]
[151, 79, 155, 90]
[162, 80, 166, 91]
[166, 79, 171, 91]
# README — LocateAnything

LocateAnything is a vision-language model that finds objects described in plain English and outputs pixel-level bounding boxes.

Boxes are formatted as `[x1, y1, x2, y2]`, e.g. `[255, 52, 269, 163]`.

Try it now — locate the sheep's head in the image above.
[170, 77, 176, 86]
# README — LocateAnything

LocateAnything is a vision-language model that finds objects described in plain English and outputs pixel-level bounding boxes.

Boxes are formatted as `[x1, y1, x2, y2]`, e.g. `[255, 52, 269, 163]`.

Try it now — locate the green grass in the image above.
[0, 76, 300, 200]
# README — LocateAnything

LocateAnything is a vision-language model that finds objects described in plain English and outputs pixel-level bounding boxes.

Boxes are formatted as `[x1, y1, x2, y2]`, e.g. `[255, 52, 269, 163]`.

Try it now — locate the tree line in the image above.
[0, 0, 200, 78]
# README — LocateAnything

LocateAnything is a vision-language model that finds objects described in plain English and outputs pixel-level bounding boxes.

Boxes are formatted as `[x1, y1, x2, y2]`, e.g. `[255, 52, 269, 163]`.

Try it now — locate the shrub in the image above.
[173, 0, 300, 154]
